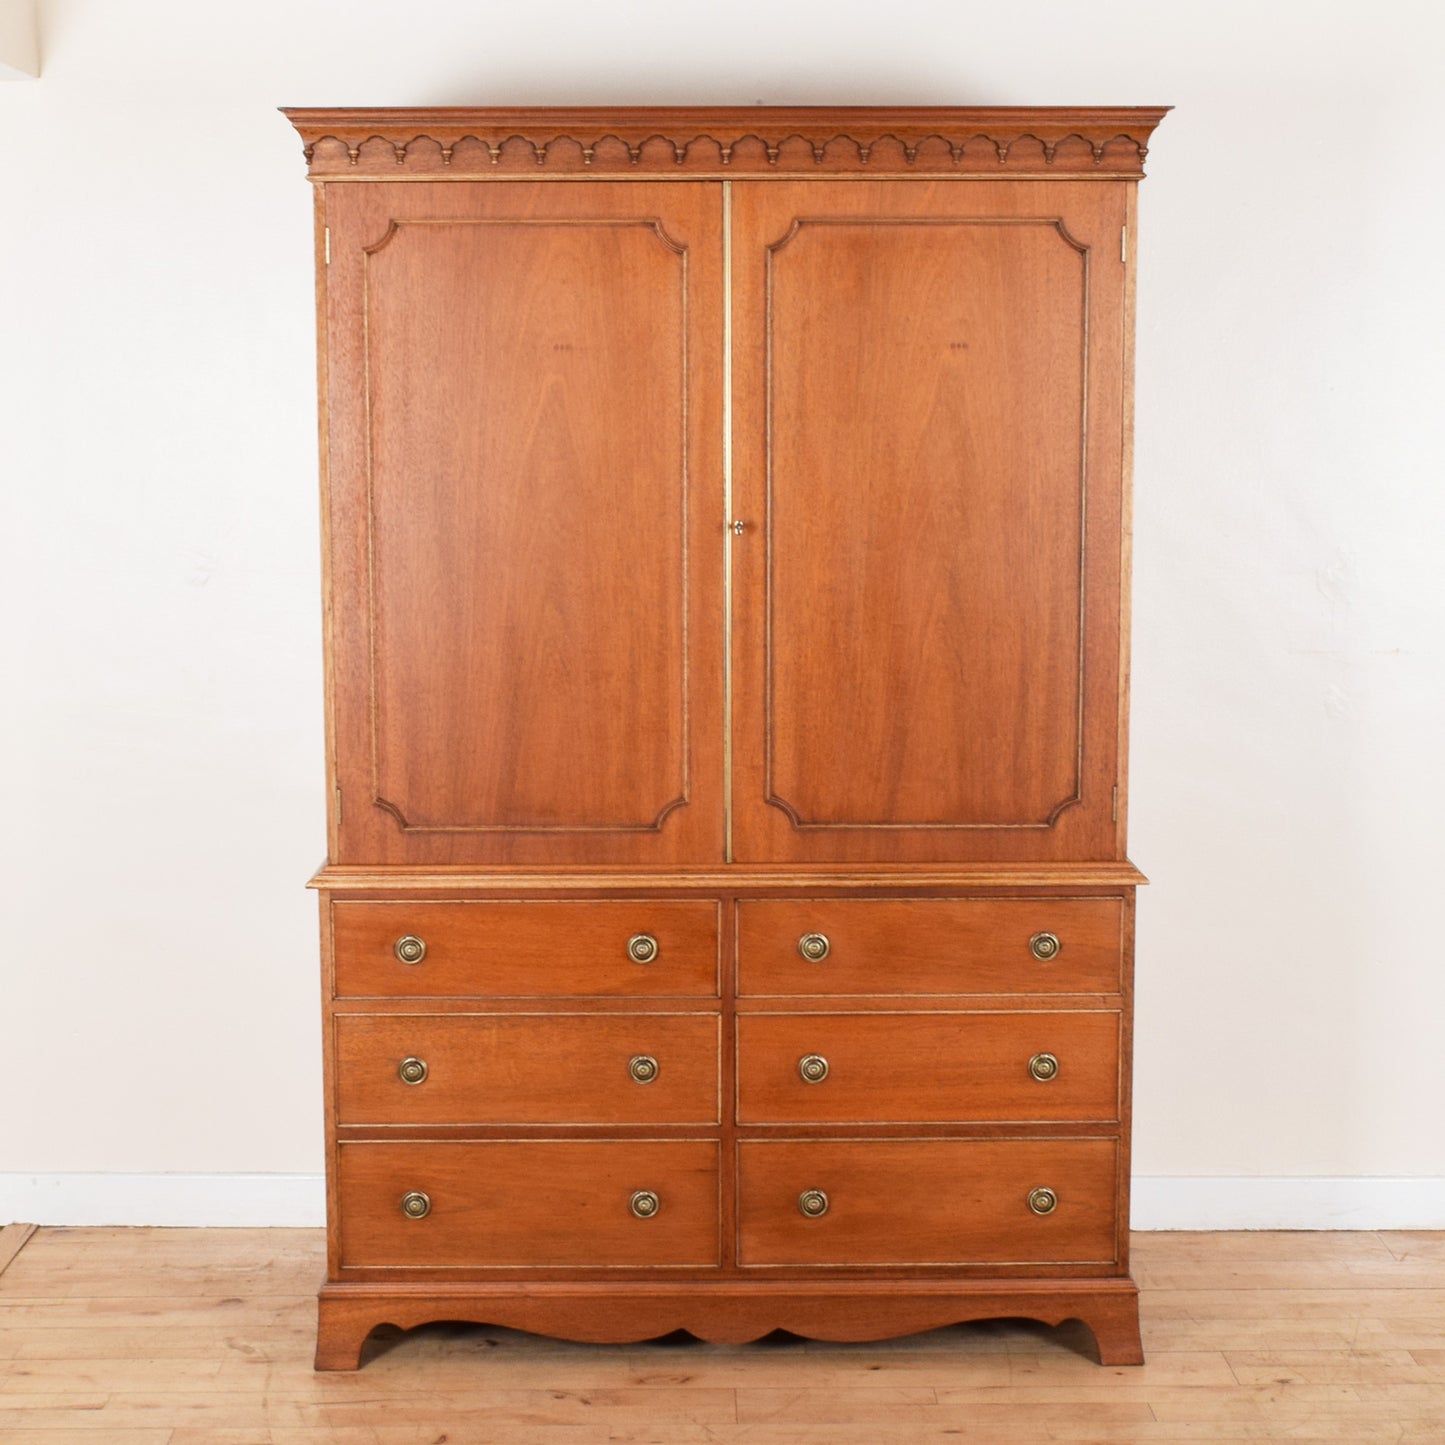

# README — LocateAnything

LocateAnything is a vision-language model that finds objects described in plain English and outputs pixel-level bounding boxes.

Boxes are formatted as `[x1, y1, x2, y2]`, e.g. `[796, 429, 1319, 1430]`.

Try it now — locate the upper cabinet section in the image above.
[284, 107, 1167, 180]
[321, 182, 725, 866]
[293, 109, 1164, 869]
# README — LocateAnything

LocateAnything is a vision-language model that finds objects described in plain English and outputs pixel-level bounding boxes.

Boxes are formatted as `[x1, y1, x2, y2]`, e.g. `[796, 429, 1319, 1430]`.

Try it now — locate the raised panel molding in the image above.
[360, 217, 692, 834]
[284, 107, 1169, 180]
[762, 216, 1091, 831]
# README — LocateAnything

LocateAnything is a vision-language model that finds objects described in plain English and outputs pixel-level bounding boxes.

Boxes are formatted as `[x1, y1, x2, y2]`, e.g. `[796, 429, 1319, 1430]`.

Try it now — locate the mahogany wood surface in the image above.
[736, 1138, 1118, 1268]
[332, 899, 720, 998]
[293, 105, 1159, 1371]
[323, 180, 724, 865]
[735, 1012, 1120, 1124]
[736, 897, 1122, 996]
[337, 1140, 721, 1269]
[729, 179, 1128, 863]
[334, 1013, 720, 1124]
[284, 106, 1168, 180]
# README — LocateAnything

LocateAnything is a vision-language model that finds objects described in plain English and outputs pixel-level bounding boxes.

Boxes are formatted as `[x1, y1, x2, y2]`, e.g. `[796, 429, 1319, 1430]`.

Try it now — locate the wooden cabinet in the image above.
[288, 105, 1165, 1370]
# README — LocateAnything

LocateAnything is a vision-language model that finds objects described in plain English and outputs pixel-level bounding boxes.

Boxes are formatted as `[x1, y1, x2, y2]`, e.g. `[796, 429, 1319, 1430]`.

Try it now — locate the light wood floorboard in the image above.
[1, 1228, 1443, 1441]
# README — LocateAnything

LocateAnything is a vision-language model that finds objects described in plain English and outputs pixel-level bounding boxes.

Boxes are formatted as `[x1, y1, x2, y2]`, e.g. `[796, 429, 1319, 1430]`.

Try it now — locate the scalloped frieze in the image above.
[284, 107, 1169, 179]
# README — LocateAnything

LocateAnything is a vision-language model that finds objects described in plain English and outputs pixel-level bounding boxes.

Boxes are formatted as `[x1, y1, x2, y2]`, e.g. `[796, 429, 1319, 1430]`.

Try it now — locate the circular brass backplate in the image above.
[398, 1056, 429, 1085]
[400, 1190, 431, 1219]
[798, 932, 831, 962]
[394, 934, 427, 965]
[1027, 1186, 1058, 1216]
[1028, 1052, 1059, 1082]
[628, 1054, 659, 1084]
[798, 1188, 830, 1218]
[798, 1054, 830, 1084]
[1028, 931, 1060, 961]
[629, 1189, 660, 1218]
[627, 933, 659, 964]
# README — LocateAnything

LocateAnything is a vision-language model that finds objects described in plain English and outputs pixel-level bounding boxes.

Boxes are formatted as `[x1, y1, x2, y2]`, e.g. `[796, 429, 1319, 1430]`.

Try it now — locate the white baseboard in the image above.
[0, 1173, 326, 1227]
[1131, 1176, 1445, 1231]
[4, 1173, 1444, 1230]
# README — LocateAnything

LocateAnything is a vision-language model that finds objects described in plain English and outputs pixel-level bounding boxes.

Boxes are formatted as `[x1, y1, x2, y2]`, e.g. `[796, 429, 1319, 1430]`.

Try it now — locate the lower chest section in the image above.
[321, 887, 1133, 1280]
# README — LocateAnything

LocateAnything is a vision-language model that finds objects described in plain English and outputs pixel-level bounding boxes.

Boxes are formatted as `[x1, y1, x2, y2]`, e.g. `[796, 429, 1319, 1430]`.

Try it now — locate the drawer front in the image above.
[333, 901, 719, 998]
[737, 1012, 1119, 1123]
[738, 1138, 1118, 1266]
[336, 1013, 720, 1124]
[338, 1140, 720, 1267]
[737, 899, 1122, 997]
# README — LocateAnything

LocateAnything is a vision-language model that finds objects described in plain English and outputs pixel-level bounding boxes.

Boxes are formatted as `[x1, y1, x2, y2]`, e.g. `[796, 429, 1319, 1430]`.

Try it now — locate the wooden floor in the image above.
[2, 1227, 1443, 1442]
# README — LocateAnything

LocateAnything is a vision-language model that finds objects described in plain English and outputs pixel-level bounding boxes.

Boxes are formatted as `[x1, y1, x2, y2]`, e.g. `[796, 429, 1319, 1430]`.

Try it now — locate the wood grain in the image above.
[334, 1012, 720, 1124]
[735, 1012, 1120, 1124]
[332, 899, 720, 998]
[15, 1227, 1445, 1435]
[323, 180, 724, 865]
[0, 1223, 36, 1278]
[736, 1138, 1118, 1267]
[736, 897, 1123, 996]
[336, 1141, 720, 1270]
[729, 179, 1129, 864]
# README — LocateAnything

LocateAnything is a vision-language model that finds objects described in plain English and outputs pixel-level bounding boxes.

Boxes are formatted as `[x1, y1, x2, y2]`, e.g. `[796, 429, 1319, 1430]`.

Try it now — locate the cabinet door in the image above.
[730, 180, 1130, 863]
[323, 183, 724, 865]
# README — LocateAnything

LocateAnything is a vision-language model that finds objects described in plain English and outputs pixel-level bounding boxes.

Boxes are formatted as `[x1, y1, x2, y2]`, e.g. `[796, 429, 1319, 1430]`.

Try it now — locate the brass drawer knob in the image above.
[1028, 1052, 1059, 1082]
[629, 1189, 661, 1218]
[798, 1188, 830, 1218]
[1027, 1186, 1059, 1216]
[798, 1054, 830, 1084]
[400, 1190, 431, 1219]
[398, 1056, 429, 1086]
[394, 934, 427, 965]
[1029, 931, 1061, 961]
[628, 1054, 659, 1084]
[627, 933, 659, 964]
[798, 932, 831, 962]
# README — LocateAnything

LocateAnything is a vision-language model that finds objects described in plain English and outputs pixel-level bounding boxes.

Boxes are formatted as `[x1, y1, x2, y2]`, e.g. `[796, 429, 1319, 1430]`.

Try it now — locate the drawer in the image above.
[736, 1011, 1119, 1123]
[737, 899, 1122, 997]
[738, 1138, 1118, 1266]
[338, 1140, 719, 1267]
[333, 901, 719, 998]
[335, 1013, 720, 1124]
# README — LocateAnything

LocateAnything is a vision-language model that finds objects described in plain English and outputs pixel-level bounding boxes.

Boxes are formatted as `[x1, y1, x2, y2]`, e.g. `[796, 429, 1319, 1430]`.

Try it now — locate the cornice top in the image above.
[282, 105, 1169, 180]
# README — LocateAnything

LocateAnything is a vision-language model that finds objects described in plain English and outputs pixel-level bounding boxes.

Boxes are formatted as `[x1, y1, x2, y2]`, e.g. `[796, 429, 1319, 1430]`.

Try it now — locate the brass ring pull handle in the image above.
[798, 1188, 830, 1218]
[398, 1056, 429, 1085]
[629, 1190, 660, 1218]
[798, 932, 831, 962]
[798, 1054, 830, 1084]
[394, 935, 427, 965]
[628, 1054, 659, 1084]
[1028, 1052, 1059, 1082]
[1027, 1186, 1058, 1216]
[1029, 931, 1061, 961]
[627, 933, 659, 964]
[400, 1190, 431, 1219]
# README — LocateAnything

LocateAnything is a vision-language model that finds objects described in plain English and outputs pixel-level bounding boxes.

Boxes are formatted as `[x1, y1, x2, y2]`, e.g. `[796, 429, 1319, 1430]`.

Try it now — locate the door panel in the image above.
[325, 182, 724, 864]
[730, 181, 1128, 863]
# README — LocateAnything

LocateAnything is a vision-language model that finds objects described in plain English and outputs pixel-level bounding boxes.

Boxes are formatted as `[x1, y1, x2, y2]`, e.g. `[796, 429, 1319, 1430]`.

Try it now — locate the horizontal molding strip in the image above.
[5, 1174, 1444, 1230]
[309, 862, 1149, 892]
[282, 106, 1170, 180]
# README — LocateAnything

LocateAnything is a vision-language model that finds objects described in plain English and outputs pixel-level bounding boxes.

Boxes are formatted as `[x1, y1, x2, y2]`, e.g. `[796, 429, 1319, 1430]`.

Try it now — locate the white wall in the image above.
[2, 0, 1442, 1227]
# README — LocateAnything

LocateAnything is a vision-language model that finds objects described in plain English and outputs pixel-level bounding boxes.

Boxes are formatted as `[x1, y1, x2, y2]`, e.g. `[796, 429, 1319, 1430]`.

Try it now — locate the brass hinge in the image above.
[1120, 224, 1127, 265]
[324, 227, 331, 265]
[335, 786, 343, 824]
[1112, 784, 1119, 822]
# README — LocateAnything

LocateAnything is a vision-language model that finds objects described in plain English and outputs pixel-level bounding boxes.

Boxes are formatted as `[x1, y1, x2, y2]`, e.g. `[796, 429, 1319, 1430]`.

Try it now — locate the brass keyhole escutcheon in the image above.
[627, 933, 659, 964]
[1027, 1186, 1058, 1216]
[798, 1054, 830, 1084]
[400, 1190, 431, 1219]
[1028, 1052, 1059, 1082]
[629, 1190, 660, 1218]
[798, 1189, 830, 1218]
[394, 935, 427, 965]
[398, 1056, 428, 1086]
[798, 932, 831, 962]
[628, 1054, 659, 1084]
[1029, 931, 1061, 961]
